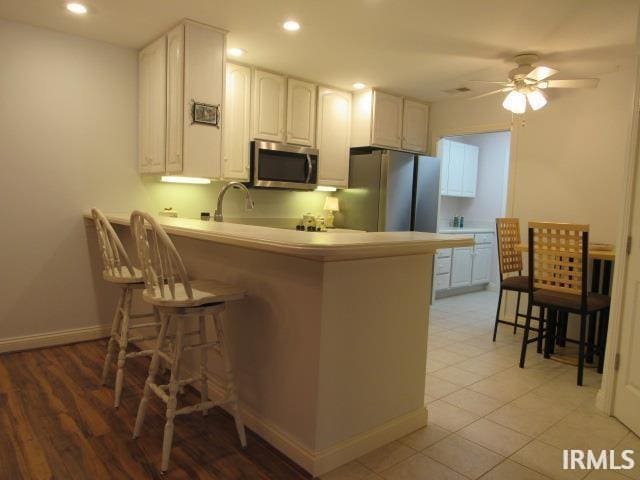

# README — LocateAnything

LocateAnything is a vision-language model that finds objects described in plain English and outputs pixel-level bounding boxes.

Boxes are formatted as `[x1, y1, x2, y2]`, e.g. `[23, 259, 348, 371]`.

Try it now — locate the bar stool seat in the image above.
[142, 279, 245, 308]
[533, 290, 610, 313]
[500, 275, 529, 292]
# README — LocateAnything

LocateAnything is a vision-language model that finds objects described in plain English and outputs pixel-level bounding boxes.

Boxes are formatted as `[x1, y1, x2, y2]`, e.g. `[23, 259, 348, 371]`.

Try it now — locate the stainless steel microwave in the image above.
[250, 141, 318, 190]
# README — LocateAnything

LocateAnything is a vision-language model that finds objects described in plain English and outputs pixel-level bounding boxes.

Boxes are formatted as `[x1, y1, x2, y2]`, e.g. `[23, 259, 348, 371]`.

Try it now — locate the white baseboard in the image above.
[205, 376, 428, 477]
[0, 324, 111, 353]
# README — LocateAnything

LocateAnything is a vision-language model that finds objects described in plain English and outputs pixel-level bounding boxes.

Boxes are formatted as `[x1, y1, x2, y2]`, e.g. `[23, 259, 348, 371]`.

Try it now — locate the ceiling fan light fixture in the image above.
[502, 90, 526, 114]
[526, 89, 547, 111]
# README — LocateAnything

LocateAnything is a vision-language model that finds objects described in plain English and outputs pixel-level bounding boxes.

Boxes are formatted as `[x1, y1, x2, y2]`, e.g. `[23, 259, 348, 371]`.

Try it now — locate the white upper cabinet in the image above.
[165, 24, 184, 174]
[223, 63, 251, 180]
[462, 144, 479, 197]
[401, 99, 429, 153]
[316, 87, 352, 187]
[138, 21, 225, 178]
[138, 36, 167, 174]
[439, 139, 479, 198]
[371, 90, 403, 148]
[351, 89, 429, 152]
[252, 69, 286, 142]
[286, 79, 316, 146]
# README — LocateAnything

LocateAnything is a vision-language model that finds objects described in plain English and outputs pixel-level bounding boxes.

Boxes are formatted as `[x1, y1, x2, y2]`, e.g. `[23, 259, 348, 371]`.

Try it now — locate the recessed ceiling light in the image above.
[66, 2, 88, 14]
[283, 20, 301, 32]
[352, 82, 366, 90]
[227, 47, 246, 57]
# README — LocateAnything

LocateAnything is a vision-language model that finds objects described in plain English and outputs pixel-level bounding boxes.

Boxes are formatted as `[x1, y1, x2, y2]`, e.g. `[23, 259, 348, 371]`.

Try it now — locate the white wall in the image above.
[430, 64, 637, 244]
[440, 131, 510, 229]
[0, 19, 152, 341]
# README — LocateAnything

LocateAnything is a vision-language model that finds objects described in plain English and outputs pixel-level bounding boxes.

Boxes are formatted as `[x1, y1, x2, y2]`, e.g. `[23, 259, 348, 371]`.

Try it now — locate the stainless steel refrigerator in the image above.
[336, 149, 440, 232]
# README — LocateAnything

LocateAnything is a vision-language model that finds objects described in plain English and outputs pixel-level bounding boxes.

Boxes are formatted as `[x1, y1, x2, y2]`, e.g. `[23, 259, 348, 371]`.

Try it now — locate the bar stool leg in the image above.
[578, 315, 586, 386]
[513, 292, 522, 334]
[198, 316, 209, 416]
[536, 306, 546, 354]
[492, 289, 503, 342]
[214, 312, 247, 448]
[519, 300, 533, 368]
[161, 320, 185, 473]
[101, 288, 125, 385]
[114, 287, 132, 408]
[133, 313, 170, 439]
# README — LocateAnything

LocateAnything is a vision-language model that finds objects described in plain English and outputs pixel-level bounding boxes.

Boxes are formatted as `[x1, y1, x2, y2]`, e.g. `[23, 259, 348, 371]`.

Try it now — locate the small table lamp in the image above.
[323, 196, 339, 228]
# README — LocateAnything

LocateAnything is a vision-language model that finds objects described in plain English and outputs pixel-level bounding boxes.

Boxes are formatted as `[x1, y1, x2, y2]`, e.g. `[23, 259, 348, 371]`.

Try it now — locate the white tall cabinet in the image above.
[223, 63, 251, 180]
[286, 79, 316, 146]
[252, 69, 286, 142]
[316, 87, 352, 187]
[138, 21, 225, 178]
[138, 36, 167, 174]
[439, 138, 479, 198]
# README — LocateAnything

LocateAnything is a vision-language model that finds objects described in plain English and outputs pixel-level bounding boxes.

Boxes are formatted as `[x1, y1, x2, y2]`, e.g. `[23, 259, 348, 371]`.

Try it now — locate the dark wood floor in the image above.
[0, 340, 311, 480]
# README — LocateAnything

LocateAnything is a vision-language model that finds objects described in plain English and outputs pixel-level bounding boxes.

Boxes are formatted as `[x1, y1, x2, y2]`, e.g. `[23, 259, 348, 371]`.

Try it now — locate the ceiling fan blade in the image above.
[526, 66, 558, 81]
[468, 87, 513, 100]
[542, 78, 599, 89]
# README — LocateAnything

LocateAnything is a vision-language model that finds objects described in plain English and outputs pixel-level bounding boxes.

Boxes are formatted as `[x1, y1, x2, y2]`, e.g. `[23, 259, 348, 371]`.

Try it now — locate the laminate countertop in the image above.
[86, 213, 474, 262]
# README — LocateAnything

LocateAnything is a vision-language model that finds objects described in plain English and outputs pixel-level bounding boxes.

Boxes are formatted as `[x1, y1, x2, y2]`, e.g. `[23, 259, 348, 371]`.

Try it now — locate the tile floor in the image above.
[321, 290, 639, 480]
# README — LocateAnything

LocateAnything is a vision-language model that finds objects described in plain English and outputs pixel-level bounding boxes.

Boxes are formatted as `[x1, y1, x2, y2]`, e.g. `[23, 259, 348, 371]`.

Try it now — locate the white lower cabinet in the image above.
[435, 233, 494, 293]
[450, 247, 473, 288]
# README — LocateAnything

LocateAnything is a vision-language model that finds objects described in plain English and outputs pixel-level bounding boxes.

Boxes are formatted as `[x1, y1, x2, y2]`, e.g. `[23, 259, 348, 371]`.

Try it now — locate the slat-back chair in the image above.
[91, 208, 158, 407]
[519, 222, 610, 385]
[493, 218, 540, 341]
[129, 211, 248, 473]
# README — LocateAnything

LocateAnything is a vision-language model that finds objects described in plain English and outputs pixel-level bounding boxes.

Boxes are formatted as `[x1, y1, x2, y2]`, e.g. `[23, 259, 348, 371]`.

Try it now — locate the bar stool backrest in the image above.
[528, 221, 589, 309]
[496, 218, 523, 280]
[92, 208, 136, 278]
[130, 211, 193, 300]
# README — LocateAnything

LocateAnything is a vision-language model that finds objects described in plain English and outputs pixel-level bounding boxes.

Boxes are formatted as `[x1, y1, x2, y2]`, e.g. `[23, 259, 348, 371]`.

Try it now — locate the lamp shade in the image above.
[502, 90, 526, 114]
[323, 196, 339, 212]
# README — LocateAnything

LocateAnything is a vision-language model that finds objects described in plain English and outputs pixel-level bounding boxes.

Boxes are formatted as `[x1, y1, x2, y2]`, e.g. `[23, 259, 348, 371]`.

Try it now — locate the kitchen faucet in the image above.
[214, 181, 255, 222]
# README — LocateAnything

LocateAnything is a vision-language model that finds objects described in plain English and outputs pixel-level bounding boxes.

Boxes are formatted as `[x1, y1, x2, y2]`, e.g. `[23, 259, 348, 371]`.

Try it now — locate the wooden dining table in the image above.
[514, 242, 616, 371]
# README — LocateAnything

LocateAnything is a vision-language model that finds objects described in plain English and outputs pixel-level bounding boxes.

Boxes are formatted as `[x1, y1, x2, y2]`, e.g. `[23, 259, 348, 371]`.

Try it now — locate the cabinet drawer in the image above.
[475, 233, 494, 245]
[436, 257, 451, 275]
[435, 273, 451, 290]
[437, 248, 453, 259]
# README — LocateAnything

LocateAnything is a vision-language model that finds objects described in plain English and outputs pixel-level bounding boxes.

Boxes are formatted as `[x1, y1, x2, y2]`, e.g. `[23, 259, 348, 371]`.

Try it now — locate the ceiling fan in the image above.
[469, 53, 600, 114]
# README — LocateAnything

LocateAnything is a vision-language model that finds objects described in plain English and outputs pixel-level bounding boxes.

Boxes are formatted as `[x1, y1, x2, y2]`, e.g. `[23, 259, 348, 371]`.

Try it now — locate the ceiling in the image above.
[1, 0, 638, 101]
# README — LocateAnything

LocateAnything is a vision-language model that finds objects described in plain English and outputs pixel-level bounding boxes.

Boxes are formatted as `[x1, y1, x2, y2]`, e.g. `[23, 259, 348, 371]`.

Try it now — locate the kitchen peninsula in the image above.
[85, 213, 473, 476]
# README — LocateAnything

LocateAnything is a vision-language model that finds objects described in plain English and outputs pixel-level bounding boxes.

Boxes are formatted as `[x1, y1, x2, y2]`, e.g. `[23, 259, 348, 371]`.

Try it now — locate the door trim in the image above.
[596, 56, 640, 414]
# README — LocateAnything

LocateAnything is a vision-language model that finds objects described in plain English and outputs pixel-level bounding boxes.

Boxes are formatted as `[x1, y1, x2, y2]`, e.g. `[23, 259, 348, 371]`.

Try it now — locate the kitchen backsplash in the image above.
[142, 177, 330, 225]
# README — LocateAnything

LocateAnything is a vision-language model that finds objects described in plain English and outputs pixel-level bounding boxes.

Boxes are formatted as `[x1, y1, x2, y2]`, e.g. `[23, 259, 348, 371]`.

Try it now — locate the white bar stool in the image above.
[129, 211, 247, 473]
[91, 208, 161, 407]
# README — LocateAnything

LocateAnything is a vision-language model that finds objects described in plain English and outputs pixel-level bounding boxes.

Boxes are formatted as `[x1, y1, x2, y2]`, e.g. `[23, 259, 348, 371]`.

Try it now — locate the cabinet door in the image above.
[402, 99, 429, 153]
[438, 139, 450, 195]
[182, 22, 224, 178]
[371, 90, 403, 148]
[165, 25, 184, 174]
[223, 63, 251, 180]
[462, 144, 479, 197]
[316, 87, 351, 187]
[450, 247, 473, 288]
[446, 141, 465, 196]
[471, 245, 492, 284]
[252, 70, 286, 142]
[287, 79, 316, 146]
[138, 36, 167, 174]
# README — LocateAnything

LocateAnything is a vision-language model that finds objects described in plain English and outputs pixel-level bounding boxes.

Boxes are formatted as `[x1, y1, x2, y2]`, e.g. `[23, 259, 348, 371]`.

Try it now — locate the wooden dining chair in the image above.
[129, 211, 248, 473]
[91, 208, 160, 407]
[493, 218, 540, 341]
[519, 222, 610, 386]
